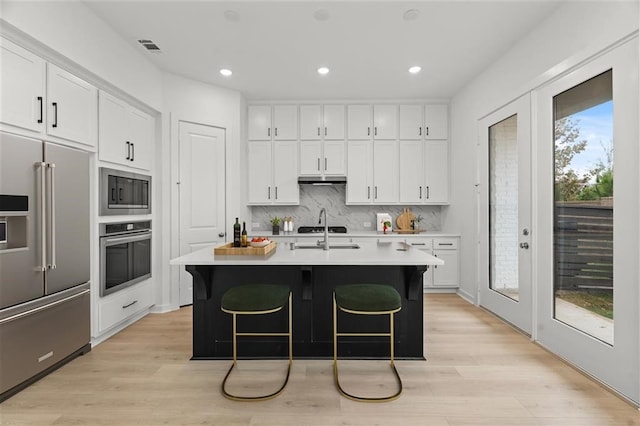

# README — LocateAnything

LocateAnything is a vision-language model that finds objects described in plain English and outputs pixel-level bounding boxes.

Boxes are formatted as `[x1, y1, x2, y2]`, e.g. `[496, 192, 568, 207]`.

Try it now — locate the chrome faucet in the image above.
[318, 208, 329, 250]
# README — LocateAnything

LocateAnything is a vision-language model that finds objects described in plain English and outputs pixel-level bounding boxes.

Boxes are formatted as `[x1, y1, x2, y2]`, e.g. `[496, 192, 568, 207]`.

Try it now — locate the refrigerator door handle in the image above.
[47, 163, 57, 270]
[0, 289, 90, 325]
[36, 162, 47, 274]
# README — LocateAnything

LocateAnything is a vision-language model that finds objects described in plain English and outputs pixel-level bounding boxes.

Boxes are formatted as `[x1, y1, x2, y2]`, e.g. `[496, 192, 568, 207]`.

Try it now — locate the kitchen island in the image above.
[171, 240, 443, 360]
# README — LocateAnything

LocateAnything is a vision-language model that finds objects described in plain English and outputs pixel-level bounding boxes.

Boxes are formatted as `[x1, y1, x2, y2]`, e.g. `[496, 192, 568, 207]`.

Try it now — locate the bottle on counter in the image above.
[241, 222, 248, 247]
[233, 217, 241, 247]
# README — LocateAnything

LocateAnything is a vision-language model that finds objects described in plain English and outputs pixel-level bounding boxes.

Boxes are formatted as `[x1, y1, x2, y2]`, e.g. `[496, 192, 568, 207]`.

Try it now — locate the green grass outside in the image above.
[555, 289, 613, 319]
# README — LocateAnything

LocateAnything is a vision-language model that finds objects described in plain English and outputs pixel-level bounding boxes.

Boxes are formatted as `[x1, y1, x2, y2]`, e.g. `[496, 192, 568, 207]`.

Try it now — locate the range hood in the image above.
[298, 176, 346, 185]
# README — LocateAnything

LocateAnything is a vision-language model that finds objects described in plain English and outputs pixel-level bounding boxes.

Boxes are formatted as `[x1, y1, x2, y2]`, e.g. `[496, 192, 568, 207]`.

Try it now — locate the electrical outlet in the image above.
[252, 223, 260, 228]
[363, 222, 371, 228]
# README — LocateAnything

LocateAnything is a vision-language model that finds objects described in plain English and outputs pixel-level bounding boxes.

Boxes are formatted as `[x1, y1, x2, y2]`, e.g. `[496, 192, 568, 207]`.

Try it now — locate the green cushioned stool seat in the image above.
[222, 284, 290, 313]
[220, 284, 293, 401]
[335, 284, 401, 313]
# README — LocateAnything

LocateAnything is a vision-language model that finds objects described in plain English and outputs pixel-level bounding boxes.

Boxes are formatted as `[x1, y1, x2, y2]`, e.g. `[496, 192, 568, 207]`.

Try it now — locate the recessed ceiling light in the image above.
[409, 66, 422, 74]
[313, 9, 330, 22]
[317, 67, 330, 75]
[220, 68, 233, 77]
[224, 10, 240, 22]
[403, 9, 420, 21]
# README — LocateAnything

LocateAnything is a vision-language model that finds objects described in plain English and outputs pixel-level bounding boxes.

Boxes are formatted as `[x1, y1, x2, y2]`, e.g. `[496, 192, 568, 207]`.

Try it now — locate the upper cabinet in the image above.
[47, 64, 98, 147]
[248, 105, 298, 141]
[299, 105, 346, 176]
[399, 105, 423, 140]
[423, 104, 448, 140]
[0, 37, 46, 133]
[347, 105, 397, 140]
[0, 37, 97, 149]
[98, 91, 153, 171]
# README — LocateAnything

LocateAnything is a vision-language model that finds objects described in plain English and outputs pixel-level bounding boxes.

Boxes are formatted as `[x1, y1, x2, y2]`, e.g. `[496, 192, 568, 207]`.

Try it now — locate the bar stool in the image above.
[220, 284, 292, 401]
[333, 283, 402, 402]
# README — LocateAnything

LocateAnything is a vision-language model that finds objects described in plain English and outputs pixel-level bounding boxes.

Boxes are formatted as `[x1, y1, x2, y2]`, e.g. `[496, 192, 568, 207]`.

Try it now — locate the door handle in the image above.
[37, 96, 43, 123]
[52, 102, 58, 128]
[520, 242, 529, 249]
[126, 141, 131, 160]
[47, 163, 57, 270]
[130, 143, 135, 161]
[218, 232, 225, 238]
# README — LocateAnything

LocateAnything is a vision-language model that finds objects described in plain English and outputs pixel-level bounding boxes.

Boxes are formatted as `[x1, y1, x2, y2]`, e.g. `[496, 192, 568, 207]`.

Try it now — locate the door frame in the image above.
[477, 93, 533, 335]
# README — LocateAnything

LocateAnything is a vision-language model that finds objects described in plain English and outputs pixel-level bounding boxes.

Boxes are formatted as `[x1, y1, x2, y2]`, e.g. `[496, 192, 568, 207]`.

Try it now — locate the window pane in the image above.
[489, 114, 519, 301]
[553, 70, 613, 345]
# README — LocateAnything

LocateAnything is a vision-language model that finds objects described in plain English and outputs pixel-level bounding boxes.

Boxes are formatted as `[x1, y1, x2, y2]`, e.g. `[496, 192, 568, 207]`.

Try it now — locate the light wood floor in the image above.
[1, 294, 638, 425]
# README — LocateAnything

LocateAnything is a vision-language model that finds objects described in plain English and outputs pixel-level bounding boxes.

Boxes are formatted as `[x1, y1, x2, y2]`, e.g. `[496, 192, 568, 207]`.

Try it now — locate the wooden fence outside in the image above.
[554, 203, 613, 291]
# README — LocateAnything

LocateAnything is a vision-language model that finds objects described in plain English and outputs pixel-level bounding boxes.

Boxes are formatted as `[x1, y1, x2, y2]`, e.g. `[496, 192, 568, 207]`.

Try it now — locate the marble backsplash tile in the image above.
[250, 184, 441, 232]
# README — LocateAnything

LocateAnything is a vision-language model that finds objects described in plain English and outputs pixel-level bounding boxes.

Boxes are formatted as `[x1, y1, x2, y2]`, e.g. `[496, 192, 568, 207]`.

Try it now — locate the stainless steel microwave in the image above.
[100, 167, 151, 216]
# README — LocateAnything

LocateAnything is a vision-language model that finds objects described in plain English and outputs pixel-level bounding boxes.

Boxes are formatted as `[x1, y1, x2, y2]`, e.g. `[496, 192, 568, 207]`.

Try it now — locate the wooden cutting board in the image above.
[396, 208, 415, 231]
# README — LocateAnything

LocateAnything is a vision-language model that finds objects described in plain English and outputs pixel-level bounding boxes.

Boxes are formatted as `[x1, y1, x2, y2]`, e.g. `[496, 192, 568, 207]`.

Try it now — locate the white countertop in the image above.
[170, 240, 444, 267]
[250, 231, 460, 238]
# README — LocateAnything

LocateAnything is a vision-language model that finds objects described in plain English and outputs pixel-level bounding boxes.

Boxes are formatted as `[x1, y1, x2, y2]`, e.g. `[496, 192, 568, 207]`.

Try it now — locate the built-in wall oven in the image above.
[100, 167, 151, 216]
[99, 221, 151, 296]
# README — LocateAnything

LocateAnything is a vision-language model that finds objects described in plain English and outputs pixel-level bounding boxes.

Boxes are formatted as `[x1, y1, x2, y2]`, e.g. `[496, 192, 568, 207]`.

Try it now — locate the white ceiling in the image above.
[84, 1, 562, 101]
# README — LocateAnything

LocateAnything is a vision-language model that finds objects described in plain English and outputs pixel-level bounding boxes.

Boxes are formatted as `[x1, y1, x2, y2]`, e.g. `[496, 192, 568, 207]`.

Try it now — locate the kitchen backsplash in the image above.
[250, 185, 441, 232]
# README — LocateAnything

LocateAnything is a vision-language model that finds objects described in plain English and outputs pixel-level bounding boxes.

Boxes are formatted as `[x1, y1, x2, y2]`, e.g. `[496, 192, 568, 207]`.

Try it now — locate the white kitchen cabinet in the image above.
[323, 105, 345, 140]
[0, 36, 46, 133]
[399, 104, 423, 140]
[248, 105, 298, 141]
[97, 281, 153, 334]
[248, 105, 272, 141]
[424, 104, 448, 140]
[399, 140, 449, 204]
[373, 105, 398, 140]
[248, 140, 299, 205]
[299, 139, 345, 176]
[346, 140, 398, 204]
[299, 105, 322, 140]
[98, 91, 153, 170]
[407, 237, 459, 289]
[47, 64, 97, 148]
[347, 105, 372, 140]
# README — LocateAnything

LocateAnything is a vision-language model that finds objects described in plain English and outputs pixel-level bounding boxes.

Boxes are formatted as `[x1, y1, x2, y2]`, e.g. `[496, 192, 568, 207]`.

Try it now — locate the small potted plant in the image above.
[412, 214, 424, 231]
[270, 216, 281, 235]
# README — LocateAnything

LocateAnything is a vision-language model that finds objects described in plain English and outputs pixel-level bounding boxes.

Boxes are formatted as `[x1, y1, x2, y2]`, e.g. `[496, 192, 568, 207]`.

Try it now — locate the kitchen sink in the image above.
[289, 242, 360, 250]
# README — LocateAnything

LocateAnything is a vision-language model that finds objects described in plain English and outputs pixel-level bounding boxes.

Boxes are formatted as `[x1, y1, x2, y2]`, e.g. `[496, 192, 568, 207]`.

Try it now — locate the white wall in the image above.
[0, 0, 162, 111]
[160, 72, 245, 310]
[446, 1, 639, 302]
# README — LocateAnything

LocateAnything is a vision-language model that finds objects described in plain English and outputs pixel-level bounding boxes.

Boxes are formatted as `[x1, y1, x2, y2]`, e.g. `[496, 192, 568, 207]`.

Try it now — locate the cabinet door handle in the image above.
[374, 127, 377, 136]
[324, 158, 327, 171]
[419, 127, 422, 136]
[317, 127, 320, 136]
[122, 300, 138, 309]
[131, 143, 135, 161]
[268, 186, 271, 200]
[367, 127, 370, 136]
[427, 186, 430, 199]
[324, 127, 327, 136]
[37, 96, 43, 123]
[375, 186, 378, 199]
[52, 102, 58, 128]
[275, 128, 278, 137]
[267, 128, 271, 137]
[119, 188, 124, 201]
[411, 243, 427, 246]
[425, 126, 429, 136]
[419, 186, 422, 199]
[317, 158, 320, 171]
[126, 141, 131, 160]
[367, 186, 370, 199]
[275, 186, 278, 199]
[438, 243, 454, 246]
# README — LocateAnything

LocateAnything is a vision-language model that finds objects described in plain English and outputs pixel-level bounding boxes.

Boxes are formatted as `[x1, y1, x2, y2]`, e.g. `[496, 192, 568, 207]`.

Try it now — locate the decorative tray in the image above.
[214, 241, 277, 255]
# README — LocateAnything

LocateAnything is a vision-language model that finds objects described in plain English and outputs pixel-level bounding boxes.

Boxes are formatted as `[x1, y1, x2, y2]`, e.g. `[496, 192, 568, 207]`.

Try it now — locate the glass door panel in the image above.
[553, 70, 613, 345]
[490, 114, 520, 301]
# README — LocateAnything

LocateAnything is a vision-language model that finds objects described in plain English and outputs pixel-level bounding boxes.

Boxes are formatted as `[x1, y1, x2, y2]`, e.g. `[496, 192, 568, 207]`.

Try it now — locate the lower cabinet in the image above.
[97, 281, 153, 334]
[407, 237, 459, 289]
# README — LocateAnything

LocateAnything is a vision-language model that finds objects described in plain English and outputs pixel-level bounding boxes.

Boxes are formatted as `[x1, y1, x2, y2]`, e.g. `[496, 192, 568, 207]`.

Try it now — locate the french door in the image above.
[478, 94, 532, 334]
[535, 37, 638, 403]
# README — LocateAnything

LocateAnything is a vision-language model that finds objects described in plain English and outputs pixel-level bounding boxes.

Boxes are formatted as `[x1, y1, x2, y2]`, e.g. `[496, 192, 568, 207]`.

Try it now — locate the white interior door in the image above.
[535, 38, 638, 404]
[178, 121, 226, 306]
[478, 94, 532, 334]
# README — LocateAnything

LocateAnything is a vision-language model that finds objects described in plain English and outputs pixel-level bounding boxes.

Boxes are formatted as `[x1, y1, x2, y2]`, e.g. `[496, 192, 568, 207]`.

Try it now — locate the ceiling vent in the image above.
[137, 39, 161, 53]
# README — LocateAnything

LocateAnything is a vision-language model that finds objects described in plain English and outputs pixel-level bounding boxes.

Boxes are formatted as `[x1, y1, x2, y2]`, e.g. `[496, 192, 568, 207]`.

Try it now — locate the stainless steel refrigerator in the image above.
[0, 132, 90, 401]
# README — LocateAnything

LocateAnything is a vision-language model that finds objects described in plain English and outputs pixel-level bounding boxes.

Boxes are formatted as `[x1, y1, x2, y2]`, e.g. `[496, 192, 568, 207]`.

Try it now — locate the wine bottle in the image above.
[241, 222, 248, 247]
[233, 217, 241, 247]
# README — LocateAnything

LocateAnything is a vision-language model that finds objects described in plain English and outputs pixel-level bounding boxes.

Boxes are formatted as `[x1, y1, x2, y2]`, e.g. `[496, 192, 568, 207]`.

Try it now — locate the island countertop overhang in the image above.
[170, 240, 444, 267]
